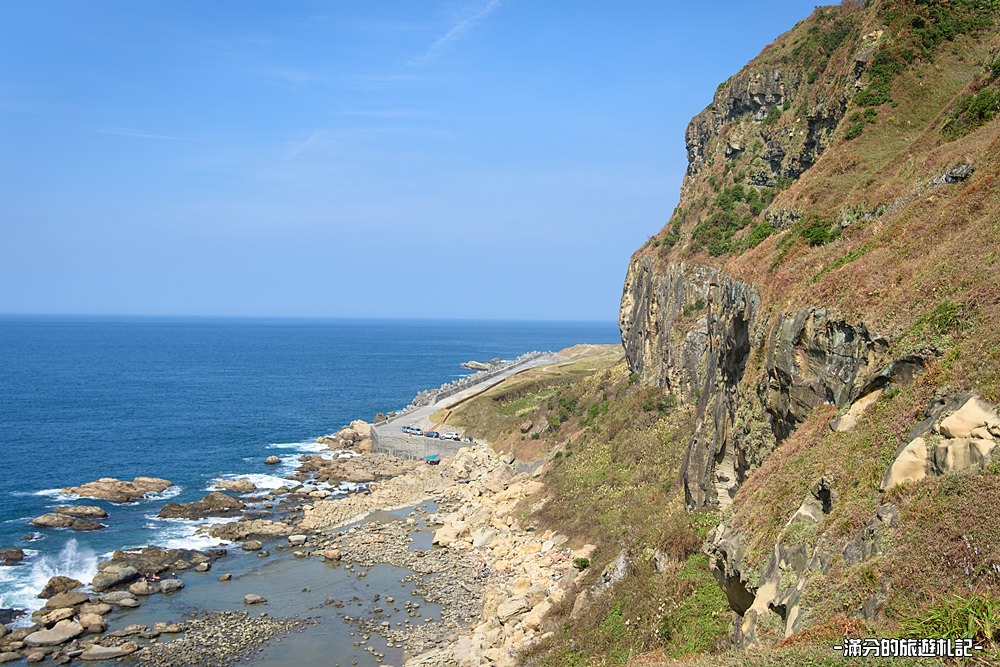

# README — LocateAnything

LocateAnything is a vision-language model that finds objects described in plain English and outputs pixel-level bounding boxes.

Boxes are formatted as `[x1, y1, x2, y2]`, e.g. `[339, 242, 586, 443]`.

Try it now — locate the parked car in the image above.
[441, 432, 461, 441]
[424, 431, 440, 438]
[402, 425, 416, 434]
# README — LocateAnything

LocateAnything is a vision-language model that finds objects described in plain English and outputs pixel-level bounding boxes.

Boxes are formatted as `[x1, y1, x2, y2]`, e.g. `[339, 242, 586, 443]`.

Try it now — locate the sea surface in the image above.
[0, 315, 619, 619]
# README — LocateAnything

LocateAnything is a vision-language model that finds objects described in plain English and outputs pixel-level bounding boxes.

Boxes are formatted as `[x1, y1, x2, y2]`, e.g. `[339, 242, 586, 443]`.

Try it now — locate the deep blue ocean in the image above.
[0, 315, 618, 617]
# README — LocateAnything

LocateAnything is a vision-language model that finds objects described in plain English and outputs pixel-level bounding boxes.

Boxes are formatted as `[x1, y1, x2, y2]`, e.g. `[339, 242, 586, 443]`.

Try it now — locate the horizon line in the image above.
[0, 312, 618, 325]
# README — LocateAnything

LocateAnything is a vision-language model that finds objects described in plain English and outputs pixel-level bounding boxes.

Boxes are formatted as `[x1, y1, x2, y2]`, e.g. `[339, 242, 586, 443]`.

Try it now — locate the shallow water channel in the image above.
[89, 504, 445, 667]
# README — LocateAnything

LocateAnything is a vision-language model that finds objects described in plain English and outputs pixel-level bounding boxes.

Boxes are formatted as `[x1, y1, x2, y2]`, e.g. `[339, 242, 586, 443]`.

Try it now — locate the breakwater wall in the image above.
[399, 351, 548, 414]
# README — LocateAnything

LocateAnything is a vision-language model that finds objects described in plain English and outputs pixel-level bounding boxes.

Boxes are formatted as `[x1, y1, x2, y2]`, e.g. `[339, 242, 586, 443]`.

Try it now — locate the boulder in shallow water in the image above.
[0, 548, 25, 566]
[243, 594, 267, 605]
[159, 578, 184, 594]
[70, 518, 105, 531]
[264, 455, 281, 465]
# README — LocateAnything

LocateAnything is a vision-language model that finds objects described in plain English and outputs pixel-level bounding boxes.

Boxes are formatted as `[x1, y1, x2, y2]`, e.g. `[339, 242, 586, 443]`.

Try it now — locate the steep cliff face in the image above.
[620, 254, 896, 510]
[618, 0, 1000, 654]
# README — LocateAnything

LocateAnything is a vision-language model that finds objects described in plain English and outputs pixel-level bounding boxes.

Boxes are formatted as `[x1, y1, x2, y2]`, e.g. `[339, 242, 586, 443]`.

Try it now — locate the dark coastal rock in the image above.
[0, 608, 26, 625]
[0, 548, 25, 566]
[38, 576, 83, 599]
[70, 518, 104, 531]
[158, 492, 244, 519]
[61, 477, 173, 503]
[52, 506, 108, 519]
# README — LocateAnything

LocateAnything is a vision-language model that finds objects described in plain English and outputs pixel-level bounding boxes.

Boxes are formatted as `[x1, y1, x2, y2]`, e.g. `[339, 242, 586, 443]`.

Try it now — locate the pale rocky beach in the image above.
[1, 355, 587, 667]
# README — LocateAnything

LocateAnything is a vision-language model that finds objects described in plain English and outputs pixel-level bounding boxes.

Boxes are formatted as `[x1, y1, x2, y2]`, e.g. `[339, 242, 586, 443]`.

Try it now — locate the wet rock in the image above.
[218, 573, 232, 581]
[0, 548, 25, 566]
[241, 540, 263, 551]
[323, 549, 342, 561]
[264, 455, 281, 465]
[158, 492, 245, 519]
[37, 576, 83, 599]
[60, 477, 173, 503]
[0, 653, 20, 664]
[243, 594, 267, 605]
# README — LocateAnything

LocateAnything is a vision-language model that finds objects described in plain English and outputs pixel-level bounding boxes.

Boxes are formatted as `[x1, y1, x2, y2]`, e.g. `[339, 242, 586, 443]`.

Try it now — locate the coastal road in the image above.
[376, 352, 562, 441]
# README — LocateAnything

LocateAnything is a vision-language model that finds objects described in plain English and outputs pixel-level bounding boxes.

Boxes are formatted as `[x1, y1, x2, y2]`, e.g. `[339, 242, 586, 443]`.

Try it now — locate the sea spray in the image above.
[0, 538, 98, 624]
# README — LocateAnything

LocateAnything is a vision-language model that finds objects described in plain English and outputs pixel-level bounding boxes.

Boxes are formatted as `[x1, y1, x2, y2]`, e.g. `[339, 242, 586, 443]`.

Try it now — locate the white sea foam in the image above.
[0, 539, 98, 624]
[267, 440, 327, 453]
[34, 488, 74, 500]
[146, 485, 182, 501]
[140, 515, 235, 550]
[207, 473, 294, 493]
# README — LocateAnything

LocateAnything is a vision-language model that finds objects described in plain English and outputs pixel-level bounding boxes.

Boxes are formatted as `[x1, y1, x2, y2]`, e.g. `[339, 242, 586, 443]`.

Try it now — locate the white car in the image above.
[441, 432, 461, 441]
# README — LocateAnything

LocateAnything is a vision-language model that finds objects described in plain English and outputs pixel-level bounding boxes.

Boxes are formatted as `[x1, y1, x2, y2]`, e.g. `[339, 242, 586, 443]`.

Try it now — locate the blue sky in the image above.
[1, 1, 822, 320]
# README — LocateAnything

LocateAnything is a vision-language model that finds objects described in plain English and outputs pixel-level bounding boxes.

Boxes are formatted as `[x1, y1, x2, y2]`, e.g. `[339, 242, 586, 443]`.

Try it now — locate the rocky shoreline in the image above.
[1, 410, 584, 667]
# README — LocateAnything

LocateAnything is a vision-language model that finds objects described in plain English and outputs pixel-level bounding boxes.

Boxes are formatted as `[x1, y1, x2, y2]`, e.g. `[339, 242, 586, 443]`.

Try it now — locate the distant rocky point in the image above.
[60, 477, 173, 503]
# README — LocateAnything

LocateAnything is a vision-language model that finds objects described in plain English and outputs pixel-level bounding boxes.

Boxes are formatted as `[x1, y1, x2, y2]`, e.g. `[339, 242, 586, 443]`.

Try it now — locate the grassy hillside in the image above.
[458, 1, 1000, 665]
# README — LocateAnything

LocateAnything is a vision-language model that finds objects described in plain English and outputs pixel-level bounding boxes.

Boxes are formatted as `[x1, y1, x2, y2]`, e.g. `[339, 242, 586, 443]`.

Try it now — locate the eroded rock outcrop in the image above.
[620, 255, 897, 510]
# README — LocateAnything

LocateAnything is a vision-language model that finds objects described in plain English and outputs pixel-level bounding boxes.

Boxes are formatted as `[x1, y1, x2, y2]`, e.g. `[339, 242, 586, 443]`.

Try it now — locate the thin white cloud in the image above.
[410, 0, 502, 66]
[90, 126, 175, 140]
[284, 130, 329, 158]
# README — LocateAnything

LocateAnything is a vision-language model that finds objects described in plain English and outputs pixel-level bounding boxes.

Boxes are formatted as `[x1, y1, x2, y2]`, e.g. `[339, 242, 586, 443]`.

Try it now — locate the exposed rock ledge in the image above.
[61, 477, 174, 503]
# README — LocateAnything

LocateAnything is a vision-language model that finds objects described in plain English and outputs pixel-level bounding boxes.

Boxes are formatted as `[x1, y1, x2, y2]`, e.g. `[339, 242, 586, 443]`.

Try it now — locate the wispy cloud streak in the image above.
[411, 0, 501, 65]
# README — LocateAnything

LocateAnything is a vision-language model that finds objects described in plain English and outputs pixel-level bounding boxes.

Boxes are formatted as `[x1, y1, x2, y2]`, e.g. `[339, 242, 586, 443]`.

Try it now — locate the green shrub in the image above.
[763, 106, 782, 126]
[573, 557, 591, 571]
[943, 88, 1000, 139]
[799, 215, 840, 246]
